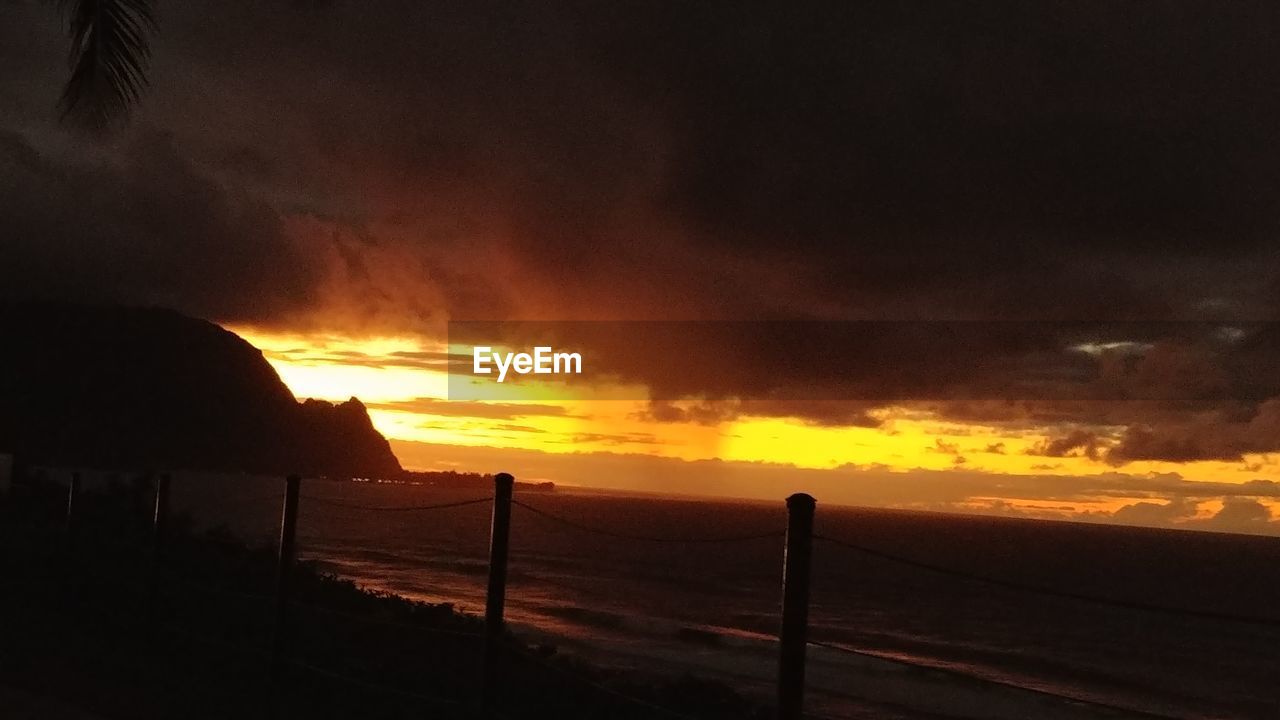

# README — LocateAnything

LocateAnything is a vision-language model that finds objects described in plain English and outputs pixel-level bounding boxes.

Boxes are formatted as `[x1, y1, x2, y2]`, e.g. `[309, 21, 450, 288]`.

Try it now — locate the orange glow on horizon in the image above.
[224, 324, 1280, 533]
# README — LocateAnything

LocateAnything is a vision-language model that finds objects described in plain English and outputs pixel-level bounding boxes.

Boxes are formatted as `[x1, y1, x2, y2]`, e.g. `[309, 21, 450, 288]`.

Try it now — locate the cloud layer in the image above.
[4, 1, 1280, 460]
[5, 0, 1279, 326]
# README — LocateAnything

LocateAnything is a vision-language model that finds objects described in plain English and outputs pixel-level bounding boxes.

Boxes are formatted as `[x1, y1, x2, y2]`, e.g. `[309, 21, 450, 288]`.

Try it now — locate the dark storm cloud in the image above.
[588, 1, 1280, 318]
[1107, 398, 1280, 464]
[1030, 429, 1108, 461]
[450, 319, 1280, 461]
[8, 0, 1279, 323]
[453, 320, 1280, 402]
[0, 128, 322, 322]
[638, 399, 880, 428]
[4, 0, 1280, 442]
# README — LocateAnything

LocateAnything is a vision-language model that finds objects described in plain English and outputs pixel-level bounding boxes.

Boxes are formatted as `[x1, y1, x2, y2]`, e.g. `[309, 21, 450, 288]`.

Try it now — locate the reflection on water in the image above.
[172, 475, 1280, 720]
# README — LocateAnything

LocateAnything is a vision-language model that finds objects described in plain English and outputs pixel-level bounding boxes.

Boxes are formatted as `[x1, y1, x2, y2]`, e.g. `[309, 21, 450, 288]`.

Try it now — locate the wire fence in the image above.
[7, 468, 1277, 720]
[812, 532, 1280, 629]
[511, 498, 786, 544]
[299, 494, 493, 513]
[3, 476, 720, 720]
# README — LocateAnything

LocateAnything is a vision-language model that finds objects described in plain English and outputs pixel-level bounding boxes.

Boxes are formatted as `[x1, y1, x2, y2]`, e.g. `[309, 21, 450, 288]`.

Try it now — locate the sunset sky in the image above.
[4, 1, 1280, 534]
[225, 323, 1280, 535]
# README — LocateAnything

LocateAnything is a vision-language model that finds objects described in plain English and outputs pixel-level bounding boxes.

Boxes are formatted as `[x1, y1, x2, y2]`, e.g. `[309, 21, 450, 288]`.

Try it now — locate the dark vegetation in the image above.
[0, 478, 763, 719]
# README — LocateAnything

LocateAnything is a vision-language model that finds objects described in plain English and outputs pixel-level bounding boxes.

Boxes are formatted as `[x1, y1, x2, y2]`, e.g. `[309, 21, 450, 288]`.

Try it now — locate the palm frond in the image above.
[56, 0, 158, 131]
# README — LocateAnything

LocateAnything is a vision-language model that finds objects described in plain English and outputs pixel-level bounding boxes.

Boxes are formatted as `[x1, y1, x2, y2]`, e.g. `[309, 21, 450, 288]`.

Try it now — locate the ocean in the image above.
[172, 475, 1280, 720]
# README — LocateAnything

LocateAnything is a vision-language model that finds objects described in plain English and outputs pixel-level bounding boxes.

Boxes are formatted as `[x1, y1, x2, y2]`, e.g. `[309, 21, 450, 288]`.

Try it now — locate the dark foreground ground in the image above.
[0, 481, 764, 720]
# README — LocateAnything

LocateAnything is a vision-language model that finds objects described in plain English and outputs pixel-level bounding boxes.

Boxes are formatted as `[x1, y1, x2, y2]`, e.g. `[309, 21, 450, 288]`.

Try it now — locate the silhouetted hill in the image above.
[0, 303, 401, 478]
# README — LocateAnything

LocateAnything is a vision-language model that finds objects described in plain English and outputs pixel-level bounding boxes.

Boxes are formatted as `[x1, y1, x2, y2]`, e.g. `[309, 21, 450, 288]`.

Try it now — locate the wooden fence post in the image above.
[778, 493, 815, 720]
[148, 473, 171, 623]
[65, 471, 82, 535]
[481, 472, 514, 709]
[271, 474, 301, 682]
